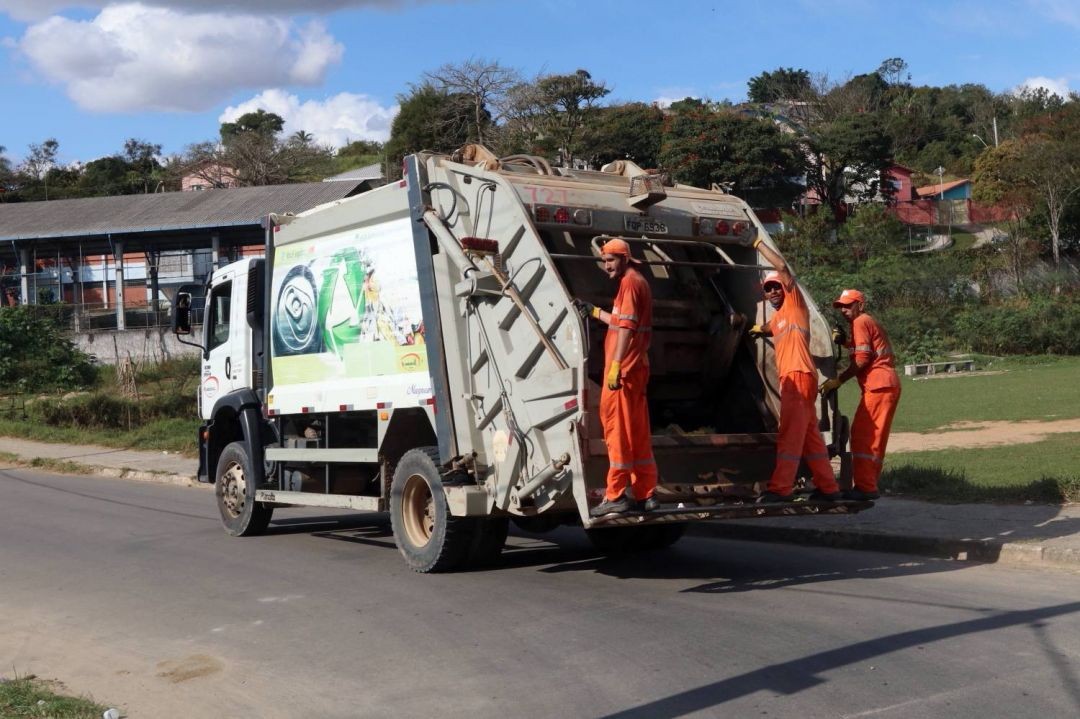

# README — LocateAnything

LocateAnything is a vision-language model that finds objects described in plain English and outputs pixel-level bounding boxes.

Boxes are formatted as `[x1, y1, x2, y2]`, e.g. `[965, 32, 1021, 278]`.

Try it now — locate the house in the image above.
[181, 162, 238, 191]
[884, 164, 916, 203]
[916, 178, 972, 201]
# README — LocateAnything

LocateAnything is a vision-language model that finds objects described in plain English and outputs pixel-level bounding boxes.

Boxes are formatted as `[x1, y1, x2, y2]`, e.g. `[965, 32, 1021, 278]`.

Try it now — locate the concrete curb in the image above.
[691, 522, 1079, 571]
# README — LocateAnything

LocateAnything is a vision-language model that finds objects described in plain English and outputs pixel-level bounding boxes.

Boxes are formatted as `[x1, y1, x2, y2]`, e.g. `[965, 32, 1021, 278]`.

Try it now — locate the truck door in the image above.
[201, 266, 251, 414]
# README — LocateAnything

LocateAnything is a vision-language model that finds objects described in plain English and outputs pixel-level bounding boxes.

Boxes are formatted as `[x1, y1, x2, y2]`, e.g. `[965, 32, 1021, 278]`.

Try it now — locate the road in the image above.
[2, 467, 1079, 719]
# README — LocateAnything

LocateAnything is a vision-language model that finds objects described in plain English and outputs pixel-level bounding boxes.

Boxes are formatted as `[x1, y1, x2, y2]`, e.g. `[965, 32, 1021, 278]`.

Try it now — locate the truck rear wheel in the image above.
[586, 523, 687, 554]
[390, 448, 474, 573]
[216, 441, 274, 537]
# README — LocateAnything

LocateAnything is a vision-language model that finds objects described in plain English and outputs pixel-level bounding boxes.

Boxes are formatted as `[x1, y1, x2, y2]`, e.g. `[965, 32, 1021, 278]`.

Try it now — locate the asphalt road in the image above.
[3, 466, 1079, 719]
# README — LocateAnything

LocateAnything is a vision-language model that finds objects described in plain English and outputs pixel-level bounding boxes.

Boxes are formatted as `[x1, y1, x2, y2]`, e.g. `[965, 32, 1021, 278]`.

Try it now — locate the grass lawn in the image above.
[949, 231, 977, 251]
[882, 433, 1080, 502]
[837, 355, 1080, 433]
[0, 675, 109, 719]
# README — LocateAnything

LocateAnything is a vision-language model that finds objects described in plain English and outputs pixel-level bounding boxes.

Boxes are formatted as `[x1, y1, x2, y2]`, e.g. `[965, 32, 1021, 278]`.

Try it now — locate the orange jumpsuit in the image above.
[765, 280, 840, 496]
[847, 313, 901, 493]
[599, 266, 657, 502]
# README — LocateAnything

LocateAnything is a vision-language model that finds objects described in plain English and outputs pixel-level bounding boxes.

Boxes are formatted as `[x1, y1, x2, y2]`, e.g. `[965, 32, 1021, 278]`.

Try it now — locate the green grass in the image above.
[836, 355, 1080, 433]
[0, 416, 200, 456]
[882, 433, 1080, 503]
[949, 232, 977, 251]
[0, 674, 109, 719]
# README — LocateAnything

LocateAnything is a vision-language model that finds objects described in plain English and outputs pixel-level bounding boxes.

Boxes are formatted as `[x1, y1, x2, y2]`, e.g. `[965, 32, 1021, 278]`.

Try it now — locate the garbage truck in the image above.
[173, 144, 863, 573]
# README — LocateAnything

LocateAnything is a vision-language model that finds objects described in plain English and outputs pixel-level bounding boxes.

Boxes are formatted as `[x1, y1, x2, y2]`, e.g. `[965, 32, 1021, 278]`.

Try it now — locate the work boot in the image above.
[758, 491, 794, 504]
[843, 488, 880, 501]
[589, 493, 633, 517]
[808, 489, 842, 502]
[639, 494, 661, 512]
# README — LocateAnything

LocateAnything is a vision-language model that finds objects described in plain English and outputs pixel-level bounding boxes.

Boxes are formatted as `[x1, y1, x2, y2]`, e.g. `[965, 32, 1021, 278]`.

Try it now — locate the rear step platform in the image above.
[586, 498, 874, 528]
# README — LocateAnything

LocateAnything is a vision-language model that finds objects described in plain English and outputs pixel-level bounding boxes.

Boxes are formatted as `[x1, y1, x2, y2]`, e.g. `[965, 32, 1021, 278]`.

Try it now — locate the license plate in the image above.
[624, 216, 668, 234]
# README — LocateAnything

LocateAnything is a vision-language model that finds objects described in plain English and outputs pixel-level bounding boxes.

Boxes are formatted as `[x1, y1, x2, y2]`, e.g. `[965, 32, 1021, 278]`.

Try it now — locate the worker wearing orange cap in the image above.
[574, 237, 659, 516]
[748, 238, 841, 502]
[820, 289, 901, 501]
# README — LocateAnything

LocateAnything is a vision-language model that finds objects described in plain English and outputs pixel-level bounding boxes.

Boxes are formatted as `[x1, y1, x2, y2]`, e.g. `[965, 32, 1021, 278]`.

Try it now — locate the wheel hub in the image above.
[221, 461, 247, 518]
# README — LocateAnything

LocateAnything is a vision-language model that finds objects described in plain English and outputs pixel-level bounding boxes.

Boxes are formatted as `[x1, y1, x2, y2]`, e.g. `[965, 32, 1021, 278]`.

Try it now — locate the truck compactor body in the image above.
[179, 145, 864, 573]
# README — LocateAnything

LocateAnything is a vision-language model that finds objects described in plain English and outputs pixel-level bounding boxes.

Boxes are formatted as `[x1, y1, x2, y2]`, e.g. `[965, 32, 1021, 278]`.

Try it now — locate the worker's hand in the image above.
[741, 233, 764, 249]
[819, 378, 842, 396]
[748, 323, 766, 339]
[831, 325, 847, 345]
[605, 360, 622, 390]
[573, 299, 599, 320]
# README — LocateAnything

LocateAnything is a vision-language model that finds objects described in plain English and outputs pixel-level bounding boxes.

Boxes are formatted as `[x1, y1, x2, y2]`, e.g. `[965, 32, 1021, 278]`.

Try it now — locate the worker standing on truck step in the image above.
[574, 238, 659, 516]
[819, 289, 901, 501]
[747, 237, 842, 503]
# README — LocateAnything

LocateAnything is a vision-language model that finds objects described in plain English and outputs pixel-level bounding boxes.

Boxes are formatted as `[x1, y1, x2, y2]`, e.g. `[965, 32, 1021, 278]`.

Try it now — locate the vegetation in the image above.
[0, 307, 96, 392]
[0, 356, 200, 456]
[882, 434, 1080, 503]
[0, 674, 109, 719]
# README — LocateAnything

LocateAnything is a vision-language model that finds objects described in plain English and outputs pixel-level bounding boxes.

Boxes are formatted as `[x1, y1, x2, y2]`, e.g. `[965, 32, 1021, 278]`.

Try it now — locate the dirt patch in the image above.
[889, 418, 1080, 453]
[156, 654, 223, 684]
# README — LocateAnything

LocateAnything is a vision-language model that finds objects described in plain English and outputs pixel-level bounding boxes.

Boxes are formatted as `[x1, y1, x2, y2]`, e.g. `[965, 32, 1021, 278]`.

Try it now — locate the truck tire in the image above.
[468, 517, 509, 567]
[586, 523, 687, 554]
[390, 447, 474, 573]
[216, 441, 274, 537]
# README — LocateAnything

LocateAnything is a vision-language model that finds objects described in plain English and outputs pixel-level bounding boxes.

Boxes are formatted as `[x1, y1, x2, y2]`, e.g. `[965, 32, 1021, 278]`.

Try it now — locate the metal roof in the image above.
[0, 181, 363, 242]
[323, 162, 384, 182]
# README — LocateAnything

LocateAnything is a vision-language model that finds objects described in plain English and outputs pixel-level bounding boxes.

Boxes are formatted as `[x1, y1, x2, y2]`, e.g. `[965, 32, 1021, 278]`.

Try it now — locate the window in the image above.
[206, 281, 232, 352]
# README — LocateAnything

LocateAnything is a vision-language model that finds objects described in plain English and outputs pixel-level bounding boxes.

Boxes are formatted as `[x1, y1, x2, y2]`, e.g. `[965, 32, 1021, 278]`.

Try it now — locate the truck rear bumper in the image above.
[584, 497, 873, 529]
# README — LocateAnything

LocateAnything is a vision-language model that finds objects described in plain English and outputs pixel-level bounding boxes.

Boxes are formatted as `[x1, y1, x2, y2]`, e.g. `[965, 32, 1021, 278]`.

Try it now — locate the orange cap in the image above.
[833, 289, 866, 307]
[762, 271, 783, 289]
[600, 237, 640, 264]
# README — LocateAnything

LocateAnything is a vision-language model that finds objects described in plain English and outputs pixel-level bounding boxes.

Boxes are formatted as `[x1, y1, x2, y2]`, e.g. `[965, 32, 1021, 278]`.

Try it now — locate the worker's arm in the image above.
[748, 321, 772, 338]
[573, 299, 616, 326]
[754, 240, 795, 289]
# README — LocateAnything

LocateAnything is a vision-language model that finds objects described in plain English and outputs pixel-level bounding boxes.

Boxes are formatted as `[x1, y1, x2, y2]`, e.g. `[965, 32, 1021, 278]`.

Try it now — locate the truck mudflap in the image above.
[584, 498, 874, 529]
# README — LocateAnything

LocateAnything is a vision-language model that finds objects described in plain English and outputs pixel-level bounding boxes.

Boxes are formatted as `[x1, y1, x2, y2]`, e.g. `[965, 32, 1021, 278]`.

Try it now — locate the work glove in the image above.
[819, 378, 842, 396]
[573, 298, 600, 320]
[748, 324, 766, 339]
[831, 325, 847, 345]
[605, 360, 622, 390]
[742, 234, 764, 249]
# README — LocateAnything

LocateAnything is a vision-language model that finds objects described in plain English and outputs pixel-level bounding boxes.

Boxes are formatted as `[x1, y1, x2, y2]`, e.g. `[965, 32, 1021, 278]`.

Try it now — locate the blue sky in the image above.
[1, 0, 1077, 166]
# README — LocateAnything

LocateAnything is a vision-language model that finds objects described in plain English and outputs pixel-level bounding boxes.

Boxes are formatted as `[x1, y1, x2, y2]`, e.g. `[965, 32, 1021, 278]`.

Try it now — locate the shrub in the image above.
[0, 306, 96, 392]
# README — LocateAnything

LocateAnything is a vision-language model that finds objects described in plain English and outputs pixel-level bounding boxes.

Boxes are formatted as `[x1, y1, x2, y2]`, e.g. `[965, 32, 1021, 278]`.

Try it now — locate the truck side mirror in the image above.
[172, 292, 192, 335]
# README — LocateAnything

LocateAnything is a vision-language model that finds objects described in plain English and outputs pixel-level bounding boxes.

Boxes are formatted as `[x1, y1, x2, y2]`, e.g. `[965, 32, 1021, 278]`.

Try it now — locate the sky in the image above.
[1, 0, 1078, 167]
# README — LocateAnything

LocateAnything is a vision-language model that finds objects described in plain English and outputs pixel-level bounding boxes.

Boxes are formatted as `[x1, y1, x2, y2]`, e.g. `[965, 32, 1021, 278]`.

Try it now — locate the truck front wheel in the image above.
[216, 441, 274, 537]
[390, 448, 474, 573]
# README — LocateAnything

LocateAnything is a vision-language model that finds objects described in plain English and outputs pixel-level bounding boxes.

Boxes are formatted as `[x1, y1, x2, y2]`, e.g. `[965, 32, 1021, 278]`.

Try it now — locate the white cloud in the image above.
[1014, 76, 1071, 98]
[15, 3, 344, 112]
[1029, 0, 1080, 30]
[0, 1, 426, 22]
[220, 89, 398, 147]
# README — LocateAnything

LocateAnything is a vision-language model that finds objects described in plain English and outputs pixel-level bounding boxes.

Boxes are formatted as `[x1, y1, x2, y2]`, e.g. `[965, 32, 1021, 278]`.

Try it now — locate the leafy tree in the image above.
[504, 69, 610, 166]
[876, 57, 910, 86]
[659, 109, 805, 208]
[0, 306, 96, 392]
[747, 67, 812, 103]
[384, 84, 476, 173]
[424, 58, 520, 148]
[585, 102, 665, 169]
[220, 109, 285, 143]
[803, 113, 894, 222]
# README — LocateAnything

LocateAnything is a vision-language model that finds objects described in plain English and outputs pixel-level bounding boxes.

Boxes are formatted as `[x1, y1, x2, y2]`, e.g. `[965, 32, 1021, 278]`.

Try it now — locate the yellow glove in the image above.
[819, 378, 842, 396]
[606, 360, 622, 390]
[748, 324, 766, 339]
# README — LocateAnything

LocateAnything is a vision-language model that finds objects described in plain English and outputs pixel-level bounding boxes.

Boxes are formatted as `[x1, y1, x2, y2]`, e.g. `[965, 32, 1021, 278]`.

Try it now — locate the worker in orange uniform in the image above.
[574, 237, 659, 516]
[820, 289, 901, 501]
[748, 238, 842, 503]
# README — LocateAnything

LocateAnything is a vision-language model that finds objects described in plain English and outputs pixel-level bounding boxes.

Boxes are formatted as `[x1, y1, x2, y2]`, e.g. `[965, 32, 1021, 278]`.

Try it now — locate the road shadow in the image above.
[594, 600, 1080, 718]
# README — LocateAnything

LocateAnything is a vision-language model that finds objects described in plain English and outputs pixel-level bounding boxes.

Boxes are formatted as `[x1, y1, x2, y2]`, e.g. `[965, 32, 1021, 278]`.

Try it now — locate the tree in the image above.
[122, 138, 163, 193]
[504, 69, 610, 166]
[747, 67, 812, 104]
[384, 84, 476, 173]
[424, 58, 520, 147]
[0, 146, 13, 198]
[803, 113, 894, 222]
[659, 109, 806, 208]
[220, 109, 285, 143]
[876, 57, 910, 86]
[585, 102, 665, 169]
